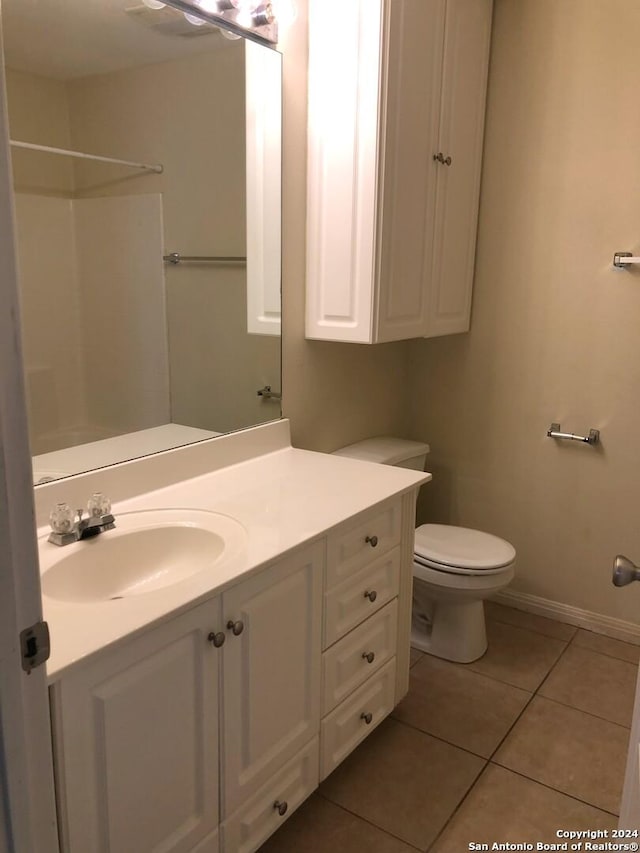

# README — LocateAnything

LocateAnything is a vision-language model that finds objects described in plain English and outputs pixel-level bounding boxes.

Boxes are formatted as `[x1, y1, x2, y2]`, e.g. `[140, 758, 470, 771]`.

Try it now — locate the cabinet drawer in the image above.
[221, 737, 319, 853]
[324, 547, 400, 648]
[322, 599, 398, 715]
[326, 497, 402, 590]
[320, 658, 396, 781]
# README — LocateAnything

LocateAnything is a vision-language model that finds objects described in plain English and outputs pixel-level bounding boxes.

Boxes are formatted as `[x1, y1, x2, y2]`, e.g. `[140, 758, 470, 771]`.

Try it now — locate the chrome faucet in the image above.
[48, 493, 115, 546]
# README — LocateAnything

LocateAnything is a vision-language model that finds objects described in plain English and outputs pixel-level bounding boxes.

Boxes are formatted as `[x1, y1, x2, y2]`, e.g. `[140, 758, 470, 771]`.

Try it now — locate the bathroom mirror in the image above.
[2, 0, 282, 485]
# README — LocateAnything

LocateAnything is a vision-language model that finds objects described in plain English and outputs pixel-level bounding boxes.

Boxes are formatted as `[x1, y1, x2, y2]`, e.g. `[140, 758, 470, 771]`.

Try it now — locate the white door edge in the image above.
[0, 11, 59, 852]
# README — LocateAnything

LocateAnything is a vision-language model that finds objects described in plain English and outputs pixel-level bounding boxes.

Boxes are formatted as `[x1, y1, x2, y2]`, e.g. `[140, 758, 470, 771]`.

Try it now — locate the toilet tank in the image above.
[332, 437, 430, 470]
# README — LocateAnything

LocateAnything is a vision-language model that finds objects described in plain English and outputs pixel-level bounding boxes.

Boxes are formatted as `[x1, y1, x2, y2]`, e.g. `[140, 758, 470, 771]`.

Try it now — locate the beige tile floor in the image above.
[260, 603, 639, 852]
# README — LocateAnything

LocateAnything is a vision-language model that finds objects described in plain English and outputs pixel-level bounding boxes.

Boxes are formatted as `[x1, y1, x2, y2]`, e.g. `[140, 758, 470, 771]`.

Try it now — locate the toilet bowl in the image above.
[332, 437, 516, 663]
[412, 524, 515, 662]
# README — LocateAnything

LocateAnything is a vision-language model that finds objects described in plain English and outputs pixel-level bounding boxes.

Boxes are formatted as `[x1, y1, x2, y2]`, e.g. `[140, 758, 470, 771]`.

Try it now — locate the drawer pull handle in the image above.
[208, 631, 226, 648]
[362, 651, 375, 664]
[360, 712, 373, 725]
[274, 800, 288, 817]
[365, 535, 379, 548]
[364, 590, 377, 603]
[226, 619, 244, 636]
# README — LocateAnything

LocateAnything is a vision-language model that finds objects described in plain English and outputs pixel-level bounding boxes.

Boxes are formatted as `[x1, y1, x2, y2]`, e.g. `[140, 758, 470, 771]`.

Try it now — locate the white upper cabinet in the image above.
[306, 0, 493, 344]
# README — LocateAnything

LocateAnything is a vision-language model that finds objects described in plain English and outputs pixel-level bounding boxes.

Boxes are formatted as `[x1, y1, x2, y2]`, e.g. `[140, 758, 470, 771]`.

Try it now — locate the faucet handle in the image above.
[49, 502, 76, 534]
[88, 493, 112, 518]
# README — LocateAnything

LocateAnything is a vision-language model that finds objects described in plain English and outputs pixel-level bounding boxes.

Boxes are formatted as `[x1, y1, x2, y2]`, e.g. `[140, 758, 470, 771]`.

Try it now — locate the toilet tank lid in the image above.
[414, 524, 516, 570]
[331, 436, 430, 465]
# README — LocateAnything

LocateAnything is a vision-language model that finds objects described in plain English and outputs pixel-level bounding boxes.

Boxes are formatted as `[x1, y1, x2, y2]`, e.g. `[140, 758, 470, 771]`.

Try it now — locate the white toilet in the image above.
[332, 437, 516, 663]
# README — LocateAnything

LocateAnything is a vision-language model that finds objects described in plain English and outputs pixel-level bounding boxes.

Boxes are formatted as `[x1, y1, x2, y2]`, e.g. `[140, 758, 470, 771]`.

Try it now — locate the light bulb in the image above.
[230, 0, 260, 10]
[184, 11, 206, 25]
[271, 0, 296, 28]
[142, 0, 166, 9]
[198, 0, 225, 11]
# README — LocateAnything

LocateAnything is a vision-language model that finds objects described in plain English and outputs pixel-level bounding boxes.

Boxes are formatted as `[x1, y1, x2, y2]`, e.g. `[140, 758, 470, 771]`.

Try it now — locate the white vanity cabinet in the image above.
[50, 597, 223, 853]
[319, 497, 408, 779]
[306, 0, 493, 343]
[49, 491, 419, 853]
[220, 543, 323, 817]
[50, 542, 323, 853]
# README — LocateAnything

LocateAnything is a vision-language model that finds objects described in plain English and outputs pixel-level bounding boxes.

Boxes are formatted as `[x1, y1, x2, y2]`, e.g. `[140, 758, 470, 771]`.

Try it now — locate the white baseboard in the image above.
[492, 589, 640, 646]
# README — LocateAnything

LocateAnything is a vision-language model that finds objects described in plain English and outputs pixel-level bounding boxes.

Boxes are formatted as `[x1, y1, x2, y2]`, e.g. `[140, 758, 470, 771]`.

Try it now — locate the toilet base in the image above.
[411, 599, 487, 663]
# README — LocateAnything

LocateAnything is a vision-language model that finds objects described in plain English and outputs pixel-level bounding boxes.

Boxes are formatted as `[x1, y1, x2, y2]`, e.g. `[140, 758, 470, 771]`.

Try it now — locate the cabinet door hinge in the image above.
[20, 620, 50, 673]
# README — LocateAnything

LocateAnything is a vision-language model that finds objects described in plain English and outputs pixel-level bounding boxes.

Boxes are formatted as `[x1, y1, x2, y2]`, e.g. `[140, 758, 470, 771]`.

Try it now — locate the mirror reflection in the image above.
[3, 0, 282, 485]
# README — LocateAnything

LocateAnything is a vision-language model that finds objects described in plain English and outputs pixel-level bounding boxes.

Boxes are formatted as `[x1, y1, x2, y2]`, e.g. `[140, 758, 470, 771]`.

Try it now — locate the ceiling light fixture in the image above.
[162, 0, 279, 43]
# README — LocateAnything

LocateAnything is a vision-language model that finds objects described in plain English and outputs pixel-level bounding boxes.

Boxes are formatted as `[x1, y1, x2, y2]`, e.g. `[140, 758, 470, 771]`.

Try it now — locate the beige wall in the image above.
[6, 68, 73, 195]
[279, 0, 411, 453]
[407, 0, 640, 623]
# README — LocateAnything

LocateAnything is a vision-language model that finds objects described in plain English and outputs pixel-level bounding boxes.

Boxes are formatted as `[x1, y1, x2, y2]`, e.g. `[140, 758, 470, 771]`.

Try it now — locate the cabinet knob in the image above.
[433, 152, 452, 166]
[360, 712, 373, 725]
[364, 590, 377, 603]
[226, 619, 244, 636]
[208, 631, 226, 648]
[365, 535, 379, 548]
[274, 800, 288, 817]
[362, 651, 375, 664]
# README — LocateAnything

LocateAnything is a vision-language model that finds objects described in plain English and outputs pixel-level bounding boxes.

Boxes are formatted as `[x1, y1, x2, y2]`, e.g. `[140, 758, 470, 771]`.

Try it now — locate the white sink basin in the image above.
[39, 509, 246, 603]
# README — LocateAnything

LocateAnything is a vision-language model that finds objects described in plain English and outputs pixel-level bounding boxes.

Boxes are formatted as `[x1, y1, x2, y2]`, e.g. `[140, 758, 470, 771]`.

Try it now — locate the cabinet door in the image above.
[52, 599, 222, 853]
[426, 0, 493, 337]
[221, 542, 323, 816]
[306, 0, 383, 343]
[375, 0, 446, 343]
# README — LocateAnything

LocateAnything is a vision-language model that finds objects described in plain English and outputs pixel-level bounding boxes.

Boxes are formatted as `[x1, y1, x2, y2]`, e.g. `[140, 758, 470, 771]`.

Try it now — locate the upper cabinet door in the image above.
[375, 0, 445, 343]
[221, 542, 323, 818]
[306, 0, 383, 343]
[426, 0, 493, 338]
[306, 0, 493, 345]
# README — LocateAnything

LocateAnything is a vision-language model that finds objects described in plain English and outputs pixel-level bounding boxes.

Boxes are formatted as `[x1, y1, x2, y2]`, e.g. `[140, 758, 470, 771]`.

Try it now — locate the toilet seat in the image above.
[413, 524, 516, 576]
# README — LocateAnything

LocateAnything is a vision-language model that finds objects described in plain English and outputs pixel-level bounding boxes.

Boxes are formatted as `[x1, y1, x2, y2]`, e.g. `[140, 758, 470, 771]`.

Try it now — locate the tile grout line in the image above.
[530, 693, 633, 733]
[486, 613, 578, 644]
[533, 637, 575, 695]
[315, 789, 424, 852]
[424, 761, 494, 853]
[391, 714, 498, 762]
[488, 613, 640, 666]
[488, 759, 621, 819]
[567, 636, 640, 667]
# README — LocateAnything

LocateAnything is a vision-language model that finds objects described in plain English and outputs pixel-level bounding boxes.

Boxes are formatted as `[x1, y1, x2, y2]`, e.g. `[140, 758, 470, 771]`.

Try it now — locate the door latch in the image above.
[20, 620, 50, 673]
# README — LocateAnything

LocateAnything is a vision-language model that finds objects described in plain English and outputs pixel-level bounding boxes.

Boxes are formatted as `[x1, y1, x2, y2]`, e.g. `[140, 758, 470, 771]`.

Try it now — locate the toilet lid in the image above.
[414, 524, 516, 571]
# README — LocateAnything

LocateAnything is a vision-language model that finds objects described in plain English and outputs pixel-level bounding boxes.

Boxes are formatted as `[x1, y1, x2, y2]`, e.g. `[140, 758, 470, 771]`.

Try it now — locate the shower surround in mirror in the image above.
[4, 3, 281, 483]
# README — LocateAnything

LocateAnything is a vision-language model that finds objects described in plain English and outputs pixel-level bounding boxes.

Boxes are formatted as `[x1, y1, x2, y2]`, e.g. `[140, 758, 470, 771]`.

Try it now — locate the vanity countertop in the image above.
[40, 437, 430, 681]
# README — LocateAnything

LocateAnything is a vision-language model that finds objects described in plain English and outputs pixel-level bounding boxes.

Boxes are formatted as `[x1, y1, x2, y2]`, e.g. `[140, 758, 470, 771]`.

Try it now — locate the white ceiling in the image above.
[2, 0, 228, 81]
